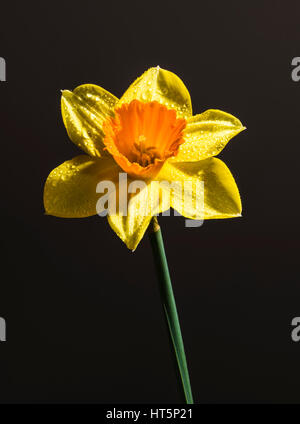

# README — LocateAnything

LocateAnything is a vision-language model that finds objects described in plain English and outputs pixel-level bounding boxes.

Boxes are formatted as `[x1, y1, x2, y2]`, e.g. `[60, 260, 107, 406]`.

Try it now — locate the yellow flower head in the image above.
[44, 67, 245, 250]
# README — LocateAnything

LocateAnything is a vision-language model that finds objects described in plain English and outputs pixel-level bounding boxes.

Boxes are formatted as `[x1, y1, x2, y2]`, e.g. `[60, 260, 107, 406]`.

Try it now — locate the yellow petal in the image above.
[61, 85, 118, 157]
[170, 109, 245, 163]
[157, 158, 242, 219]
[118, 67, 192, 119]
[44, 154, 120, 218]
[107, 179, 169, 250]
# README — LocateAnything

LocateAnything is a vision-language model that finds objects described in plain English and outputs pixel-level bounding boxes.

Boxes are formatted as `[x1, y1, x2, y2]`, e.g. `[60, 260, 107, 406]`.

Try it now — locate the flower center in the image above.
[103, 100, 186, 178]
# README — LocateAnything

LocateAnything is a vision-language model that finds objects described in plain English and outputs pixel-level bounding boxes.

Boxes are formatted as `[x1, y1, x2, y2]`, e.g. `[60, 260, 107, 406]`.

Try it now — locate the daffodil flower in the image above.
[44, 67, 245, 250]
[43, 67, 246, 403]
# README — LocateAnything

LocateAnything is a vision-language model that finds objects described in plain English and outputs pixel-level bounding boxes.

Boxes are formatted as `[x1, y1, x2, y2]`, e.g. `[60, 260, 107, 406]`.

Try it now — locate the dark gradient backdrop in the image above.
[0, 1, 300, 403]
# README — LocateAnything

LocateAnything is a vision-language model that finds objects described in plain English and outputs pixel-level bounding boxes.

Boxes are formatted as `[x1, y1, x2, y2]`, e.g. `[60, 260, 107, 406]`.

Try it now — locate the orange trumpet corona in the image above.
[103, 100, 186, 179]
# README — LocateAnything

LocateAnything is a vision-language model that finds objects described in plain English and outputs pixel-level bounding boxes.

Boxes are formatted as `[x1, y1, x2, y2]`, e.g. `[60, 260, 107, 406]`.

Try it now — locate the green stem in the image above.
[148, 216, 194, 404]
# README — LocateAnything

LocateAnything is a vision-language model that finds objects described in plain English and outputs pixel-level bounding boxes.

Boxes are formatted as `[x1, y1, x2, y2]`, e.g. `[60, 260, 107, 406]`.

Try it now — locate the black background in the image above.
[0, 0, 300, 403]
